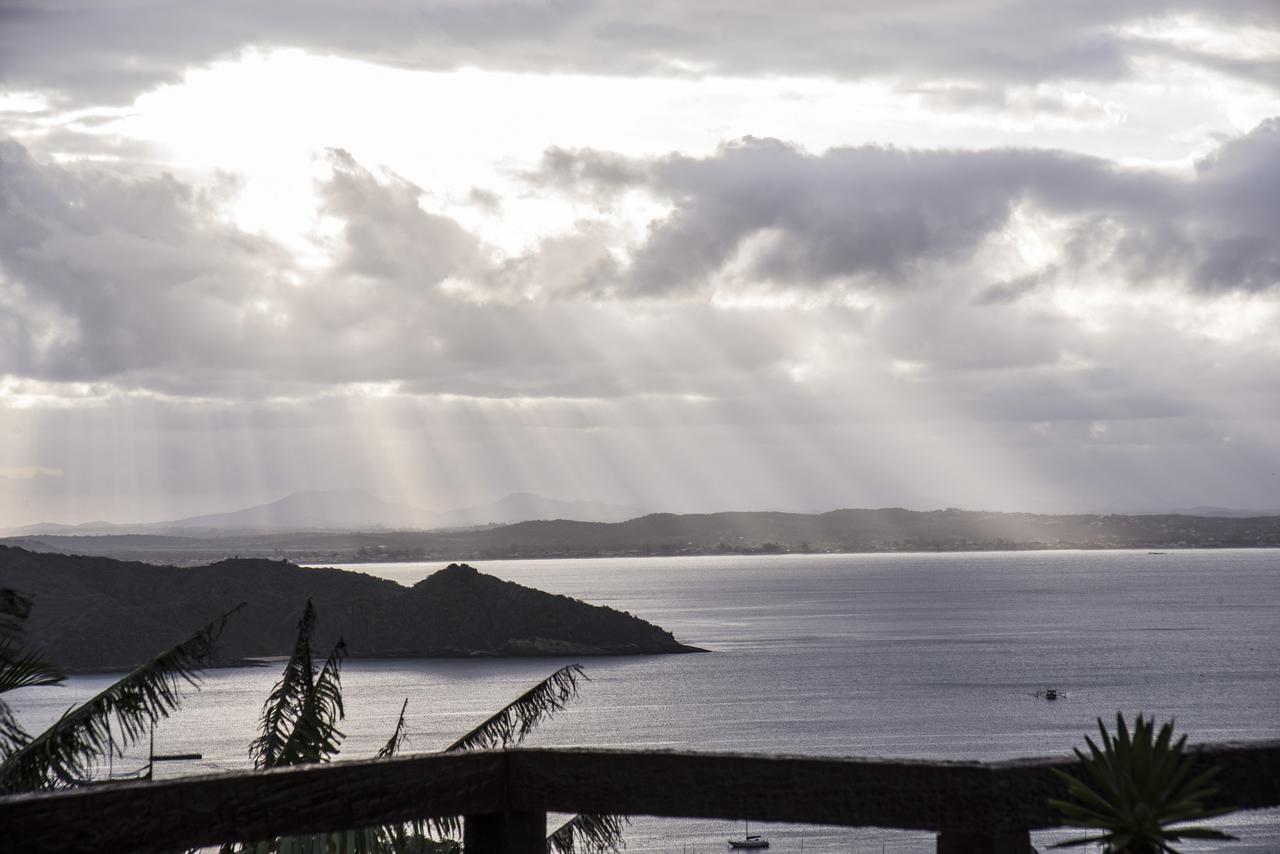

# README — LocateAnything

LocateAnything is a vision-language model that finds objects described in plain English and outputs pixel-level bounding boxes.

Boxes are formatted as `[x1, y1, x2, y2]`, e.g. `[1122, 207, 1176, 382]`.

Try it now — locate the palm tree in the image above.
[2, 589, 625, 852]
[0, 586, 242, 793]
[250, 599, 347, 770]
[234, 600, 626, 853]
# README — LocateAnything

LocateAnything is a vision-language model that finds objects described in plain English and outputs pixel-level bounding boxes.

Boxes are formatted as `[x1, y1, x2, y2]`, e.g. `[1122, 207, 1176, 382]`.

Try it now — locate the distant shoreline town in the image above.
[5, 503, 1280, 567]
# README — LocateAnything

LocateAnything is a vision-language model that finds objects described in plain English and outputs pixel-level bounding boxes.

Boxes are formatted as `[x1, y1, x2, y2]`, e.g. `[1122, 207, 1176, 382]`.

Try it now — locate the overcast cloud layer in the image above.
[1, 1, 1278, 523]
[4, 1, 1279, 105]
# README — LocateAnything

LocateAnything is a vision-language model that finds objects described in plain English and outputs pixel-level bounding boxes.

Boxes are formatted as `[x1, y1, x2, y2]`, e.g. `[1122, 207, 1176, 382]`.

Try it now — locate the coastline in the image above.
[310, 541, 1278, 566]
[7, 507, 1280, 567]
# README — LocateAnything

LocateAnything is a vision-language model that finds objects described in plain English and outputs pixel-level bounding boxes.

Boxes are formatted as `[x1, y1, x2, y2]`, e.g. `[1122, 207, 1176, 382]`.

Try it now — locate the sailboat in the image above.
[728, 822, 769, 849]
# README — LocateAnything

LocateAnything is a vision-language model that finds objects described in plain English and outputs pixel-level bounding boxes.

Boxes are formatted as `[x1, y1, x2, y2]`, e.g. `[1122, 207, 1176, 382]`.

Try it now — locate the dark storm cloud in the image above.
[1, 1, 1276, 106]
[1185, 119, 1280, 291]
[622, 141, 1097, 293]
[534, 119, 1280, 296]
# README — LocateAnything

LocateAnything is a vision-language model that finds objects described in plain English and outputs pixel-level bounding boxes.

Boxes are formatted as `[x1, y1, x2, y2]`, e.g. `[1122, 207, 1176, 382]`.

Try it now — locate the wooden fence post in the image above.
[464, 811, 547, 854]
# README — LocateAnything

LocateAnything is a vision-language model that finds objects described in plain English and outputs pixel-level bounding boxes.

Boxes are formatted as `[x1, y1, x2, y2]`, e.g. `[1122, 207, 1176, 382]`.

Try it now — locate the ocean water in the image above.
[11, 549, 1280, 852]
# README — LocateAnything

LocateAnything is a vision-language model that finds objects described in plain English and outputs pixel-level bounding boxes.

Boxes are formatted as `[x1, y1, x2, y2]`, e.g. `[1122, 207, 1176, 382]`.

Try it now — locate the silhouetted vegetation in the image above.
[224, 600, 623, 853]
[0, 588, 64, 769]
[1050, 714, 1234, 853]
[0, 589, 239, 792]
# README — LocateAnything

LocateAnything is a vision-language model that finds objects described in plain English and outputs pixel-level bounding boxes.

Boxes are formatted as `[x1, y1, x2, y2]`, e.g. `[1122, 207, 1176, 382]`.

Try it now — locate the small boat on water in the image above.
[728, 836, 769, 850]
[728, 823, 769, 849]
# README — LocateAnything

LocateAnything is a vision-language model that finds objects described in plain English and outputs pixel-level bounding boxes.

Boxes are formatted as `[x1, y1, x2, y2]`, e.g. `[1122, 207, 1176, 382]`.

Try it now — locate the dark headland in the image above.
[0, 546, 703, 672]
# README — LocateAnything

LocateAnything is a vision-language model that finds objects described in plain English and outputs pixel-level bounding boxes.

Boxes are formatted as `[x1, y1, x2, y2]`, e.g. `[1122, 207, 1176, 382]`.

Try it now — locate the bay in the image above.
[11, 549, 1280, 851]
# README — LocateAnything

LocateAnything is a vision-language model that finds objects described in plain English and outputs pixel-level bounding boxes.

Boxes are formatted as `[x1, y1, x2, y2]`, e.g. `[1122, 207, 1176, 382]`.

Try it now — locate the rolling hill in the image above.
[0, 546, 701, 671]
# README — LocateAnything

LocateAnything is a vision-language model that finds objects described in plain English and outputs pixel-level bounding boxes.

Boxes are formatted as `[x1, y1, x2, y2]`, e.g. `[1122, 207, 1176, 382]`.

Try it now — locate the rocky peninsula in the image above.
[0, 546, 703, 671]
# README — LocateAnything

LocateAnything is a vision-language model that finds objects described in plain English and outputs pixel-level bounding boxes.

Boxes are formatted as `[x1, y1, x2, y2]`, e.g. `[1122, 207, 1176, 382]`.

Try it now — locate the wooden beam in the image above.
[508, 743, 1280, 833]
[508, 749, 1000, 832]
[1, 741, 1277, 853]
[0, 751, 504, 854]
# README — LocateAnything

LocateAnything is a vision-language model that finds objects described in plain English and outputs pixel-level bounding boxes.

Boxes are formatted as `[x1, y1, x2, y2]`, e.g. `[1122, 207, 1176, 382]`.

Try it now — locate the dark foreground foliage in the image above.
[1050, 713, 1234, 854]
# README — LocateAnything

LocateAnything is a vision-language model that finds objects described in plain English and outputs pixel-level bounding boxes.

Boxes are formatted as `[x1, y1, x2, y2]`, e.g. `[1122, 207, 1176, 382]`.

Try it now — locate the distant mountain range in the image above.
[3, 489, 645, 536]
[429, 492, 643, 528]
[7, 507, 1280, 566]
[153, 488, 427, 531]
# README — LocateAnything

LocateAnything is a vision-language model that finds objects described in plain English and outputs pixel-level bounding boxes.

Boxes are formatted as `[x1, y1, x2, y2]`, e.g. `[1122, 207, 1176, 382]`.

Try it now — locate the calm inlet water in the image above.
[14, 550, 1280, 851]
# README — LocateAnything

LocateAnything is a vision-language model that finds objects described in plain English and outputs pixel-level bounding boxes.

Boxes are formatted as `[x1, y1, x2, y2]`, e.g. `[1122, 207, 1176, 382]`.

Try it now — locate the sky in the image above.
[1, 1, 1279, 525]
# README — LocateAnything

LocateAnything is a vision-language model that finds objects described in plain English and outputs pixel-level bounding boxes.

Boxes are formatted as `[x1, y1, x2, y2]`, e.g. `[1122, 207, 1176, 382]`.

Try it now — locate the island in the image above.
[0, 546, 703, 671]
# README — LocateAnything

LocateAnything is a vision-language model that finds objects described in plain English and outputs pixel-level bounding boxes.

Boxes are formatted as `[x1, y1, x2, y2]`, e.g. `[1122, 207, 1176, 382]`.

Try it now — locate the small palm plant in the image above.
[1049, 713, 1236, 853]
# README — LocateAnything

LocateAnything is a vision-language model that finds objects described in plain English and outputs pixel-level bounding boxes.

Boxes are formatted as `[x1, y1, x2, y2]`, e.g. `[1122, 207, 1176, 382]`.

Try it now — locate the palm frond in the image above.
[0, 648, 65, 695]
[371, 698, 465, 849]
[1046, 831, 1111, 849]
[401, 665, 591, 849]
[0, 701, 31, 761]
[0, 587, 64, 761]
[1050, 713, 1237, 851]
[549, 812, 630, 854]
[250, 599, 349, 770]
[272, 637, 347, 767]
[0, 602, 243, 792]
[250, 600, 321, 769]
[377, 698, 410, 759]
[0, 650, 64, 760]
[445, 664, 585, 753]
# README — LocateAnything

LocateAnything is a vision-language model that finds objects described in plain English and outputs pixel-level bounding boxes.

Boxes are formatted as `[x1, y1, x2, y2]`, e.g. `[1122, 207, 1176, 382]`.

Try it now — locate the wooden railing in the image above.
[2, 741, 1278, 853]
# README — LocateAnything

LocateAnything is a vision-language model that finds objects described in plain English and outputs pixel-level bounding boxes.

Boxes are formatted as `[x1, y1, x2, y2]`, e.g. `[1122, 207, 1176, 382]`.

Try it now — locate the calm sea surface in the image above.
[13, 550, 1280, 852]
